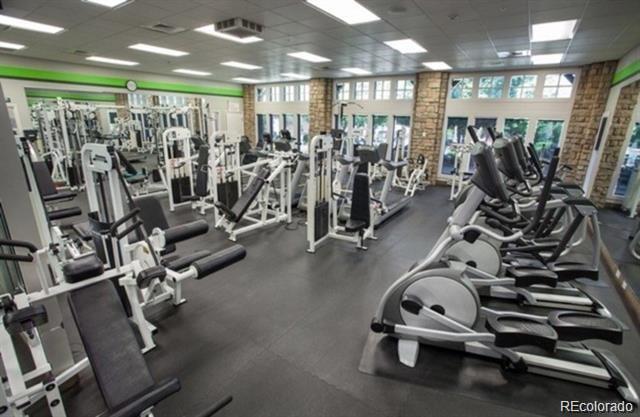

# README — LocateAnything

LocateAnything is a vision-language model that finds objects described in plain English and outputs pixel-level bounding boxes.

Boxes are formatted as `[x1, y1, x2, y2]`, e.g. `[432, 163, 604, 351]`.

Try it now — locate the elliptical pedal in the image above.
[485, 314, 558, 351]
[548, 311, 623, 344]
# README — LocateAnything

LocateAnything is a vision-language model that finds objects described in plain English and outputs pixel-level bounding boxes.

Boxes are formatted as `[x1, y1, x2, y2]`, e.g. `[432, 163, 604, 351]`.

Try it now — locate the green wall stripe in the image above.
[612, 59, 640, 86]
[0, 65, 243, 98]
[25, 89, 117, 102]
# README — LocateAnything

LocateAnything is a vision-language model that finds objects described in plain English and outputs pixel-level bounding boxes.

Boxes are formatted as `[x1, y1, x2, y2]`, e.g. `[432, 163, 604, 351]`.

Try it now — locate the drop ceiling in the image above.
[0, 0, 639, 85]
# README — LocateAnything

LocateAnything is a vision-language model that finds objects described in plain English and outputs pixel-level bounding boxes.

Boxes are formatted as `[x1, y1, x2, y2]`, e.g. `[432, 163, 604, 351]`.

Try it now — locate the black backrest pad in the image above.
[68, 281, 156, 411]
[32, 161, 58, 196]
[133, 196, 175, 253]
[350, 174, 371, 227]
[195, 146, 210, 197]
[230, 167, 269, 221]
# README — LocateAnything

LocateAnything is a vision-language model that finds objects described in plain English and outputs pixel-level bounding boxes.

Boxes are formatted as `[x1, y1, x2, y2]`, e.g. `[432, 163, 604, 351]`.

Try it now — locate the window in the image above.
[372, 115, 389, 150]
[334, 114, 348, 133]
[393, 116, 411, 160]
[441, 117, 468, 175]
[270, 86, 281, 102]
[270, 114, 280, 137]
[508, 75, 537, 99]
[352, 115, 369, 144]
[257, 87, 269, 102]
[396, 80, 414, 100]
[469, 118, 497, 171]
[478, 76, 504, 99]
[257, 114, 269, 144]
[614, 123, 640, 196]
[299, 84, 309, 101]
[298, 114, 309, 152]
[503, 118, 529, 138]
[374, 80, 391, 100]
[354, 82, 369, 100]
[283, 114, 295, 136]
[336, 82, 350, 101]
[450, 77, 473, 99]
[543, 73, 576, 98]
[533, 120, 564, 160]
[284, 85, 296, 102]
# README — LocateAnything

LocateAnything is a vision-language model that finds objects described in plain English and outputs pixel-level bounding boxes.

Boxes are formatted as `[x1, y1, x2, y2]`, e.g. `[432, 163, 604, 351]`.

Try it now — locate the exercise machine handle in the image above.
[109, 208, 140, 237]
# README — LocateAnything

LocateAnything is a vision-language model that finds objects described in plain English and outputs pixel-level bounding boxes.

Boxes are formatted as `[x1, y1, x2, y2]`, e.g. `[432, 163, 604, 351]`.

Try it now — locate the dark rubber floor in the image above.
[599, 209, 640, 297]
[39, 187, 640, 417]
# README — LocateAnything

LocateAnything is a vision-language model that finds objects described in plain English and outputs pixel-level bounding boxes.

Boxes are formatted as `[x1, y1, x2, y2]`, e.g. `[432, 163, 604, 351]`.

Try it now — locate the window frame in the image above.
[374, 80, 391, 100]
[508, 75, 538, 99]
[336, 82, 350, 101]
[542, 73, 576, 99]
[396, 79, 414, 100]
[450, 77, 474, 99]
[354, 81, 370, 100]
[477, 76, 505, 99]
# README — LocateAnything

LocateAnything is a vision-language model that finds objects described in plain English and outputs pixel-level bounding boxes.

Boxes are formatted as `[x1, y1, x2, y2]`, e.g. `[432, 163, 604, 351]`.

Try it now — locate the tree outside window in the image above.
[478, 76, 504, 99]
[533, 120, 564, 160]
[352, 115, 369, 144]
[504, 118, 529, 138]
[614, 123, 640, 196]
[508, 75, 537, 99]
[451, 78, 473, 99]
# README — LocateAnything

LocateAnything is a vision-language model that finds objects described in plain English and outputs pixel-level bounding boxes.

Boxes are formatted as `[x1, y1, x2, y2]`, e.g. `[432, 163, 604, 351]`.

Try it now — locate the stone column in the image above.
[591, 79, 640, 206]
[410, 71, 449, 185]
[309, 78, 333, 138]
[115, 93, 129, 118]
[242, 84, 256, 144]
[559, 61, 618, 184]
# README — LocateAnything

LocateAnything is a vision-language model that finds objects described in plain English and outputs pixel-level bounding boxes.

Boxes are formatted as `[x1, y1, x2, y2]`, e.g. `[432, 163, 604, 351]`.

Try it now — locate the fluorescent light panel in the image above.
[497, 49, 530, 58]
[82, 0, 129, 7]
[0, 41, 25, 50]
[281, 73, 310, 79]
[233, 77, 261, 83]
[129, 43, 188, 57]
[385, 39, 427, 54]
[0, 15, 63, 34]
[531, 54, 564, 65]
[305, 0, 380, 25]
[531, 19, 577, 42]
[194, 24, 263, 44]
[423, 61, 451, 70]
[86, 56, 138, 66]
[221, 61, 262, 70]
[341, 67, 371, 75]
[287, 51, 331, 63]
[173, 68, 211, 76]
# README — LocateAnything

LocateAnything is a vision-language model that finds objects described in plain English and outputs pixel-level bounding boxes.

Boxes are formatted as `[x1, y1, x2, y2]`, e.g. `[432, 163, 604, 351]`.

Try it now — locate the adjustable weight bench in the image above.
[68, 280, 232, 417]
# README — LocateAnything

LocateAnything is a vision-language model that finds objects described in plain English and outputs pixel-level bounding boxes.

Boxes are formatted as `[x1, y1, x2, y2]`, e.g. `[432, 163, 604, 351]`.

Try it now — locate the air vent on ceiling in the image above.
[142, 23, 186, 35]
[215, 18, 263, 38]
[497, 50, 531, 59]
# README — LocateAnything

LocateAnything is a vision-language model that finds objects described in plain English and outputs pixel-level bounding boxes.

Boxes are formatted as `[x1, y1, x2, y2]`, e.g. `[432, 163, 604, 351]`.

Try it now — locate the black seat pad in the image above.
[63, 254, 104, 283]
[162, 250, 212, 271]
[218, 167, 269, 222]
[48, 206, 82, 221]
[382, 160, 408, 170]
[345, 219, 367, 232]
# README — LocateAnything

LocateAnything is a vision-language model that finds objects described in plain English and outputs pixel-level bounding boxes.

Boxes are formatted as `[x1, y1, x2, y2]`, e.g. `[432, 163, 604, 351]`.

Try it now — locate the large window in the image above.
[374, 80, 391, 100]
[474, 118, 497, 143]
[451, 77, 473, 99]
[270, 114, 280, 137]
[504, 118, 529, 138]
[334, 114, 348, 133]
[372, 115, 389, 150]
[299, 84, 309, 101]
[257, 87, 269, 102]
[533, 120, 564, 160]
[298, 114, 309, 152]
[283, 114, 295, 136]
[508, 75, 537, 99]
[284, 85, 296, 102]
[352, 115, 368, 144]
[393, 116, 411, 160]
[270, 86, 281, 102]
[614, 123, 640, 196]
[354, 82, 369, 100]
[336, 82, 350, 101]
[257, 114, 269, 143]
[441, 117, 468, 175]
[543, 73, 575, 98]
[396, 80, 414, 100]
[478, 76, 504, 99]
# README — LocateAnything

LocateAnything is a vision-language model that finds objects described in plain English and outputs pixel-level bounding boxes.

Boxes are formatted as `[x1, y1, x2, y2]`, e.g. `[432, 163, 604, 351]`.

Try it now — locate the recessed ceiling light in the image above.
[341, 67, 371, 75]
[0, 41, 26, 50]
[86, 56, 138, 66]
[305, 0, 380, 25]
[287, 51, 331, 63]
[173, 68, 211, 76]
[194, 24, 263, 44]
[497, 49, 531, 58]
[221, 61, 262, 70]
[531, 53, 564, 65]
[0, 15, 64, 34]
[531, 19, 577, 42]
[423, 61, 452, 70]
[233, 77, 261, 83]
[281, 73, 310, 80]
[82, 0, 130, 8]
[128, 43, 188, 57]
[384, 39, 427, 54]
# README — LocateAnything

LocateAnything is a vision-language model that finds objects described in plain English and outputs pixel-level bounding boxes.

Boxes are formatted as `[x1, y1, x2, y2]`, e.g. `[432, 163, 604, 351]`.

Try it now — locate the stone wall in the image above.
[242, 84, 256, 144]
[115, 93, 129, 118]
[309, 78, 333, 138]
[410, 71, 449, 185]
[559, 61, 618, 184]
[591, 79, 640, 206]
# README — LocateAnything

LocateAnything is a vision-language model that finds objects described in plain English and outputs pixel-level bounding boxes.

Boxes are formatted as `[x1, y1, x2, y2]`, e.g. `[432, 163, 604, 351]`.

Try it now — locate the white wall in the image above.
[0, 55, 243, 134]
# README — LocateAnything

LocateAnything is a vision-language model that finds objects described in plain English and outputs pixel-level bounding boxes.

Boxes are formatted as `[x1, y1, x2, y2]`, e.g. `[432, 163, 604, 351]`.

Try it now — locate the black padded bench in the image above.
[215, 166, 270, 223]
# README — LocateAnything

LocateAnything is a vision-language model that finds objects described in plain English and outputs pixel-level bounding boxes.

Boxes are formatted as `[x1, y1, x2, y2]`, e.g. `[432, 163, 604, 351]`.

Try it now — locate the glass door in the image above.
[352, 115, 369, 145]
[372, 115, 389, 157]
[613, 122, 640, 197]
[298, 114, 309, 153]
[441, 117, 468, 175]
[392, 116, 411, 161]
